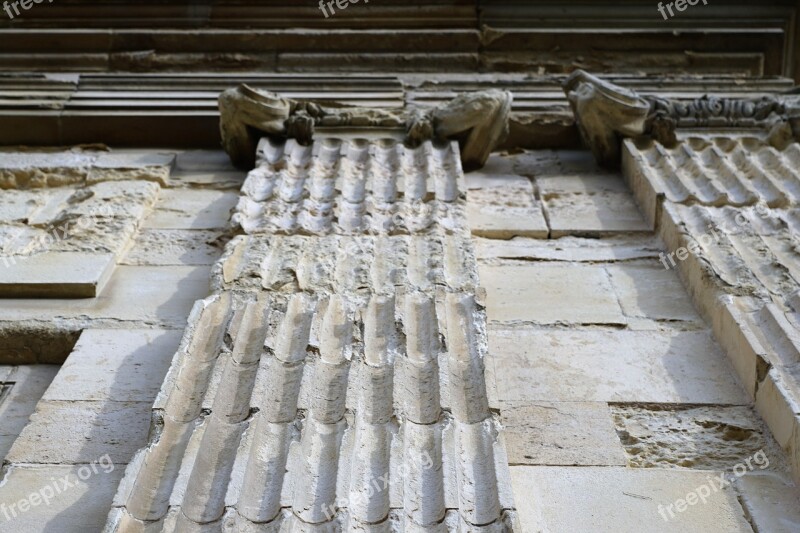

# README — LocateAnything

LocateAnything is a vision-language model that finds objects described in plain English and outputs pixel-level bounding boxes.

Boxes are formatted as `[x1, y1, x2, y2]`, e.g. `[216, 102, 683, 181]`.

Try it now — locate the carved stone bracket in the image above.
[219, 85, 512, 172]
[564, 69, 800, 167]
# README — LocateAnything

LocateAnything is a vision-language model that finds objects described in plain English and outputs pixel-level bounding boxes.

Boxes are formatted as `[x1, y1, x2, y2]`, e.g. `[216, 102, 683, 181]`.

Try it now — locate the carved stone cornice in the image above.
[564, 69, 800, 167]
[219, 85, 512, 172]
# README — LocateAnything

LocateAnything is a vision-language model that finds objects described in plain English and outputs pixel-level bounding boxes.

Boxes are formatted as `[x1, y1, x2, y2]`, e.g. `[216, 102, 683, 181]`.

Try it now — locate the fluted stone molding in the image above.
[219, 84, 512, 172]
[564, 69, 800, 167]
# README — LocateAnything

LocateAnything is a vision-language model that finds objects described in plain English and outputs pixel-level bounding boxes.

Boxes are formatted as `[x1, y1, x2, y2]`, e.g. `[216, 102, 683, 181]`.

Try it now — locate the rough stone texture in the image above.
[502, 402, 627, 466]
[611, 405, 787, 471]
[0, 178, 160, 298]
[144, 189, 238, 230]
[121, 229, 224, 266]
[510, 466, 752, 533]
[622, 135, 800, 484]
[489, 328, 747, 404]
[232, 138, 467, 236]
[110, 138, 514, 531]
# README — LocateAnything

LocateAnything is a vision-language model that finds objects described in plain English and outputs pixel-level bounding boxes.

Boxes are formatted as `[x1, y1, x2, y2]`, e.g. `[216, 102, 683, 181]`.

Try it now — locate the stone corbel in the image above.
[564, 69, 800, 168]
[219, 85, 512, 172]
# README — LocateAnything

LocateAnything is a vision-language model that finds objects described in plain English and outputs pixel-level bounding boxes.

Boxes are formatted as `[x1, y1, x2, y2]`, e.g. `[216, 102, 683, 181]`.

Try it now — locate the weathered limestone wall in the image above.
[468, 149, 800, 532]
[0, 149, 243, 530]
[623, 135, 800, 484]
[109, 138, 516, 531]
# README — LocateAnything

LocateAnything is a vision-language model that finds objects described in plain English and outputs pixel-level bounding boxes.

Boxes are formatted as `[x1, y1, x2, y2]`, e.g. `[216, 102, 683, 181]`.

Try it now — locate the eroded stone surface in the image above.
[121, 229, 224, 266]
[611, 405, 786, 471]
[144, 189, 238, 230]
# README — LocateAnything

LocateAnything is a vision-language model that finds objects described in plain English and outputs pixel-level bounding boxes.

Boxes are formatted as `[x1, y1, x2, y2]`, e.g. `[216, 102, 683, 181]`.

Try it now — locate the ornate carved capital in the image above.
[564, 69, 800, 167]
[219, 85, 512, 172]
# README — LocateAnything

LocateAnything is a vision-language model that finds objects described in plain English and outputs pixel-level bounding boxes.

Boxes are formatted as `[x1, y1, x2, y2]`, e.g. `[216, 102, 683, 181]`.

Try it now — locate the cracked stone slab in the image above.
[467, 186, 548, 239]
[734, 472, 800, 533]
[489, 328, 748, 404]
[543, 190, 651, 237]
[475, 235, 663, 263]
[606, 264, 703, 324]
[144, 189, 239, 230]
[480, 263, 626, 325]
[121, 229, 224, 266]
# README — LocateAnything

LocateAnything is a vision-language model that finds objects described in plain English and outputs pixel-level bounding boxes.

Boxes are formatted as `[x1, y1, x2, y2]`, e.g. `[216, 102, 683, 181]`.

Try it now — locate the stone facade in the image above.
[1, 6, 800, 532]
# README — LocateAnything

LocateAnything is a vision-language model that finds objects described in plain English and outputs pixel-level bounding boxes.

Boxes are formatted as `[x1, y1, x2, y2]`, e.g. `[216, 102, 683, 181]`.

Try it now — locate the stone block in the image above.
[0, 252, 115, 298]
[144, 190, 238, 230]
[543, 189, 650, 237]
[501, 402, 627, 466]
[510, 466, 751, 532]
[489, 328, 748, 404]
[0, 366, 60, 460]
[0, 465, 123, 531]
[0, 266, 212, 329]
[479, 264, 625, 325]
[734, 472, 800, 532]
[43, 329, 182, 403]
[6, 400, 152, 464]
[475, 235, 661, 263]
[606, 264, 702, 323]
[536, 173, 630, 195]
[121, 229, 223, 266]
[467, 186, 548, 239]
